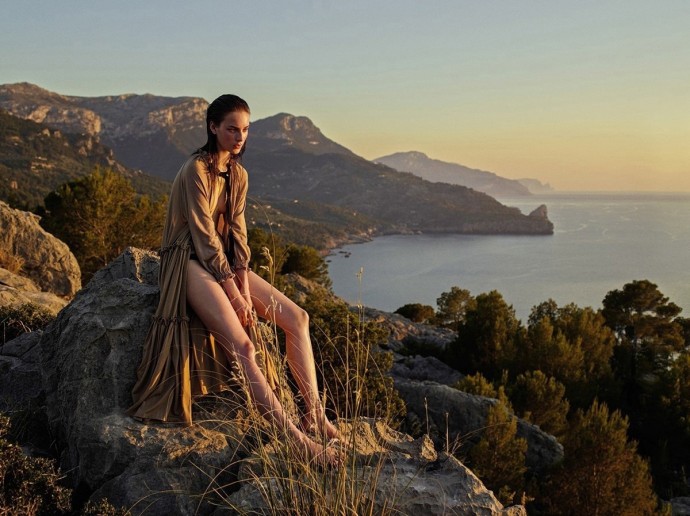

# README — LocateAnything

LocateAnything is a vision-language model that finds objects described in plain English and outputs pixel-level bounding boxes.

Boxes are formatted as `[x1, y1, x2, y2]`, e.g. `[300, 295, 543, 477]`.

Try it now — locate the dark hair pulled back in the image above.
[195, 94, 250, 173]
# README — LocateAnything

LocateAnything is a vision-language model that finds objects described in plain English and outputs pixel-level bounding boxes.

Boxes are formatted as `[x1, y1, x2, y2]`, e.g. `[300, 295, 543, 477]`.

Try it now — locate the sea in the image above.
[327, 192, 690, 322]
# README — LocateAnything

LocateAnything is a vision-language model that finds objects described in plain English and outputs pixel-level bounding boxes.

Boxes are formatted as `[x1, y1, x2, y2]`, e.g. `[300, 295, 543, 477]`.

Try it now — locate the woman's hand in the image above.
[235, 269, 254, 323]
[222, 276, 254, 327]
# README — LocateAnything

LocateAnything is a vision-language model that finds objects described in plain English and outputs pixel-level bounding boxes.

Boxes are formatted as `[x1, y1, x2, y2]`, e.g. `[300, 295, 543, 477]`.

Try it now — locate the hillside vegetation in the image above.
[0, 109, 170, 210]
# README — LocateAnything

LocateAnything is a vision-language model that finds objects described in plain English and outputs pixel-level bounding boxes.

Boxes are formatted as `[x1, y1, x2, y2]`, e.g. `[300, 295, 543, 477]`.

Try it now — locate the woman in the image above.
[128, 94, 341, 467]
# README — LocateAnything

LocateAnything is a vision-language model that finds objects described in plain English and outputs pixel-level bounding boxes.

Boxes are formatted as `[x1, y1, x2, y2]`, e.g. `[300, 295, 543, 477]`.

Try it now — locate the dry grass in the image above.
[0, 247, 24, 275]
[190, 249, 403, 515]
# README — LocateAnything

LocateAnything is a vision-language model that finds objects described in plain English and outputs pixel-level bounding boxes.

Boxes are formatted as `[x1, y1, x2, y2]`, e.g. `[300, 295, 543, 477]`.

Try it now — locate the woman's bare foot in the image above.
[301, 411, 341, 441]
[303, 437, 343, 469]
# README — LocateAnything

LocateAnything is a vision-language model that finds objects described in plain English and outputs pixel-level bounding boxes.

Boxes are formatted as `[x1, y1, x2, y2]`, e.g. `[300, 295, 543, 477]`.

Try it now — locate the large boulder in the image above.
[35, 247, 248, 513]
[4, 247, 522, 514]
[0, 200, 81, 297]
[0, 267, 68, 314]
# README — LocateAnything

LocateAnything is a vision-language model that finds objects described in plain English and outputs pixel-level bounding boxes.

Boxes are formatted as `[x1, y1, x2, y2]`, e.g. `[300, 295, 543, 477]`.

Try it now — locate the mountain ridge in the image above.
[375, 150, 532, 197]
[0, 82, 553, 237]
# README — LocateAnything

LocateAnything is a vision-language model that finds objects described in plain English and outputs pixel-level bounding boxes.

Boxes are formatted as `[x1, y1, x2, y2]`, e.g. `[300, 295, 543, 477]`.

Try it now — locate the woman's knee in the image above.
[216, 332, 256, 360]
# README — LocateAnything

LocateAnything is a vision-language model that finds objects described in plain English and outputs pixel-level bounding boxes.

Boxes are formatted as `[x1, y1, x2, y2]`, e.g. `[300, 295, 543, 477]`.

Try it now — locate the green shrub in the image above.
[0, 414, 71, 515]
[0, 303, 54, 346]
[394, 303, 435, 324]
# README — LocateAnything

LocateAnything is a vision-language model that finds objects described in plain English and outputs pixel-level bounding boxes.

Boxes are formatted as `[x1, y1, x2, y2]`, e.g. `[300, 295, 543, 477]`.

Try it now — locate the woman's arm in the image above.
[229, 165, 252, 271]
[183, 158, 235, 283]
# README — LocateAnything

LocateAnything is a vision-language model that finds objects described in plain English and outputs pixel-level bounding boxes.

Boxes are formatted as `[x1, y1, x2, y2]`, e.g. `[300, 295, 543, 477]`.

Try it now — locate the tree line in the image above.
[37, 168, 332, 285]
[396, 281, 690, 514]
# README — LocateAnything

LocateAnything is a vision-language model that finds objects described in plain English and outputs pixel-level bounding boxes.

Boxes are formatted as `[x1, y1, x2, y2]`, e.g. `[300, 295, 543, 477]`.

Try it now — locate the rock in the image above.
[35, 247, 249, 512]
[357, 306, 456, 353]
[394, 378, 563, 474]
[671, 497, 690, 515]
[0, 247, 525, 514]
[0, 200, 81, 297]
[226, 418, 525, 516]
[391, 354, 464, 386]
[0, 331, 44, 410]
[529, 204, 549, 219]
[0, 267, 68, 314]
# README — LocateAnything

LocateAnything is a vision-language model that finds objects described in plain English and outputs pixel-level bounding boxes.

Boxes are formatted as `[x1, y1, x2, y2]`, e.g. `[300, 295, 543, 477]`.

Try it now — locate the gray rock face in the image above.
[391, 354, 464, 386]
[0, 331, 44, 410]
[0, 267, 68, 314]
[0, 200, 81, 298]
[671, 497, 690, 515]
[359, 306, 456, 353]
[394, 378, 564, 474]
[0, 247, 525, 514]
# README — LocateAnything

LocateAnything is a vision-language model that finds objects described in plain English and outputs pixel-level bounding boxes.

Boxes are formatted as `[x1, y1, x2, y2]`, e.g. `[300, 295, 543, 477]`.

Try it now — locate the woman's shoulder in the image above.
[234, 161, 249, 180]
[179, 154, 210, 179]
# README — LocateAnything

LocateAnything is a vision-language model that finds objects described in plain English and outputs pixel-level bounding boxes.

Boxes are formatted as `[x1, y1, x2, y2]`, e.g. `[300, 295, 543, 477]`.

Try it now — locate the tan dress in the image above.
[127, 154, 251, 424]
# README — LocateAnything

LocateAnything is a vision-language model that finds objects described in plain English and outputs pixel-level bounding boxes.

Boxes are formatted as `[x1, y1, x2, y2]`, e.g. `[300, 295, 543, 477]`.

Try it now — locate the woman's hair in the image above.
[194, 94, 251, 173]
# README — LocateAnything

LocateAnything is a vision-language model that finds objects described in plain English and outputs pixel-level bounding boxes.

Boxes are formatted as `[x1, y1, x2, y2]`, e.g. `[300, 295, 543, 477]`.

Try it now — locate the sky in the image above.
[1, 0, 689, 191]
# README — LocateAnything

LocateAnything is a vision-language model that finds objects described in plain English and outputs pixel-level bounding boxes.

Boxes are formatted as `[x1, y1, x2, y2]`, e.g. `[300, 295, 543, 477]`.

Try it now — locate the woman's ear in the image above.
[209, 122, 217, 135]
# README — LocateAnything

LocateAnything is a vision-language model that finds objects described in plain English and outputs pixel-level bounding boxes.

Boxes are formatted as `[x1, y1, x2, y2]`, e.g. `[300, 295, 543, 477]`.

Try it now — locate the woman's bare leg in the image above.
[245, 270, 339, 440]
[186, 261, 340, 465]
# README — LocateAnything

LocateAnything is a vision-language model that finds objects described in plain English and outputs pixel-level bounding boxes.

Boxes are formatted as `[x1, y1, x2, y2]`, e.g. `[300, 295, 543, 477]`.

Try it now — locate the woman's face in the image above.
[210, 109, 250, 156]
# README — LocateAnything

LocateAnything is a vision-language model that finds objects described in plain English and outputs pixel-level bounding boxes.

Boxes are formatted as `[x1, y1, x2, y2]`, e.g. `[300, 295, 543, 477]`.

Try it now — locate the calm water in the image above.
[327, 192, 690, 321]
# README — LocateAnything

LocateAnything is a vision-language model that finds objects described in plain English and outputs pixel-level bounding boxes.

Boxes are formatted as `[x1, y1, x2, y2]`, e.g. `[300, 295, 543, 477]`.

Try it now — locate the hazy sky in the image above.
[1, 1, 689, 191]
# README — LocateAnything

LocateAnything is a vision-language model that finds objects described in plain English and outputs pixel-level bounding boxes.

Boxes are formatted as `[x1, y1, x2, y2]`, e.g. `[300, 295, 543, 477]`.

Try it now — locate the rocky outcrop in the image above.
[0, 268, 68, 314]
[393, 378, 564, 474]
[226, 419, 525, 516]
[0, 201, 81, 298]
[359, 306, 456, 352]
[391, 354, 464, 386]
[0, 248, 525, 514]
[528, 204, 549, 220]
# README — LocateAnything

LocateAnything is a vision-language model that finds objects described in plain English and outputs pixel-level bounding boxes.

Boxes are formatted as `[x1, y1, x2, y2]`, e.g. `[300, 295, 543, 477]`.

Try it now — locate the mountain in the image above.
[249, 113, 356, 156]
[241, 113, 551, 234]
[0, 83, 553, 239]
[375, 151, 532, 197]
[517, 178, 555, 194]
[0, 109, 170, 209]
[0, 82, 205, 180]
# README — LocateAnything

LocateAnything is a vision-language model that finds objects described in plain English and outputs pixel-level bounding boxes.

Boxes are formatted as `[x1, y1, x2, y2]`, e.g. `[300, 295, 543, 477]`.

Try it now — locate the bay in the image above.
[327, 192, 690, 322]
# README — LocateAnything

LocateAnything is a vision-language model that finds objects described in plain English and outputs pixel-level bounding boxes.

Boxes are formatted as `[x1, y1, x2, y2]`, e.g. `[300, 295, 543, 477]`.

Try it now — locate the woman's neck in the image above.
[217, 150, 231, 171]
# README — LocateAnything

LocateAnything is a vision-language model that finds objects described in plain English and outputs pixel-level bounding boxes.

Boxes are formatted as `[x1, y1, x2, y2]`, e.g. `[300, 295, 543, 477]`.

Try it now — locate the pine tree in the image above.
[543, 400, 657, 516]
[41, 168, 166, 280]
[510, 370, 569, 439]
[468, 392, 527, 506]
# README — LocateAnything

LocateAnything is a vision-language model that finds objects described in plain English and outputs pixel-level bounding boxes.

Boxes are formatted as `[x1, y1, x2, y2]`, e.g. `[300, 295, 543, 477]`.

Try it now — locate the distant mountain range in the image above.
[375, 151, 553, 196]
[375, 151, 528, 196]
[0, 82, 553, 244]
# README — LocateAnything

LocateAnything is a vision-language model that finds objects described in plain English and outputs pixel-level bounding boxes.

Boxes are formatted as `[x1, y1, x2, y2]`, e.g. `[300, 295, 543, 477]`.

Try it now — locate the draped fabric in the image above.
[127, 230, 235, 424]
[127, 155, 248, 425]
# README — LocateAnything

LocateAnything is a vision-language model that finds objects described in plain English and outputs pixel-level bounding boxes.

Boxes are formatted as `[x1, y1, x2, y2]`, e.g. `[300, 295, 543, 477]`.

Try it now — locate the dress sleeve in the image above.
[184, 159, 234, 283]
[230, 165, 251, 270]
